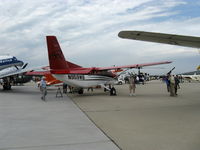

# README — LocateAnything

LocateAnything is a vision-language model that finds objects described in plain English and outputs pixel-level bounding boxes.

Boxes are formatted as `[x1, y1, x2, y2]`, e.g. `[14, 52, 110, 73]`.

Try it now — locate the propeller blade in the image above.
[14, 66, 19, 70]
[167, 67, 175, 75]
[22, 63, 28, 69]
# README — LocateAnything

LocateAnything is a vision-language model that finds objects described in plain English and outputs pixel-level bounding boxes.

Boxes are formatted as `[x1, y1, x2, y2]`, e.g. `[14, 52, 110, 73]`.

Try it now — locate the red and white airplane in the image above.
[45, 36, 171, 94]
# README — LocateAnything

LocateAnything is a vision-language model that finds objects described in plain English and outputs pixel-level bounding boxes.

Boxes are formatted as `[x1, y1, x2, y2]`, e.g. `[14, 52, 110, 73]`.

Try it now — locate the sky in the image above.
[0, 0, 200, 75]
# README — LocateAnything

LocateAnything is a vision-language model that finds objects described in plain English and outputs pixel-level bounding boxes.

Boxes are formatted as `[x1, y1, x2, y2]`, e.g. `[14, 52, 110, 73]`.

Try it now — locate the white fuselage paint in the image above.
[53, 74, 115, 88]
[0, 67, 21, 77]
[0, 62, 23, 71]
[182, 75, 200, 82]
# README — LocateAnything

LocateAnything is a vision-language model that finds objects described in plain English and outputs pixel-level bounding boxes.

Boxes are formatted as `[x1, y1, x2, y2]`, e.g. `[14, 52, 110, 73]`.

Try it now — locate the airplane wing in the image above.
[0, 68, 33, 79]
[118, 31, 200, 48]
[0, 66, 47, 79]
[25, 70, 50, 76]
[97, 61, 172, 71]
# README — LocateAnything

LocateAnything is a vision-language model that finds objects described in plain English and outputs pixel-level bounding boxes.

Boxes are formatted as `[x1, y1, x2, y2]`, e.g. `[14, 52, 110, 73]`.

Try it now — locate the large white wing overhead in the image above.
[118, 31, 200, 48]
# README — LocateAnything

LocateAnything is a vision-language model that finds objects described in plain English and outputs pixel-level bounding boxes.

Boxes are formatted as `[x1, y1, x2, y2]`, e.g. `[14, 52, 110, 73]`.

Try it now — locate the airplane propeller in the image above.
[22, 63, 28, 69]
[14, 66, 19, 70]
[167, 67, 175, 75]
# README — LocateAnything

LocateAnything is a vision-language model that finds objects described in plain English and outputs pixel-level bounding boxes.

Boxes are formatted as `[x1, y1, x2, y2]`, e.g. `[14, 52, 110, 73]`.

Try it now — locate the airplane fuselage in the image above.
[181, 75, 200, 82]
[53, 74, 115, 88]
[0, 56, 24, 71]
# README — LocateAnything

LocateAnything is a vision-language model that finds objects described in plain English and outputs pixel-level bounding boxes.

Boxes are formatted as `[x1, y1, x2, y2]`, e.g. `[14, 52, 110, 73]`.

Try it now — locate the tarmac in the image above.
[70, 80, 200, 150]
[0, 80, 200, 150]
[0, 84, 120, 150]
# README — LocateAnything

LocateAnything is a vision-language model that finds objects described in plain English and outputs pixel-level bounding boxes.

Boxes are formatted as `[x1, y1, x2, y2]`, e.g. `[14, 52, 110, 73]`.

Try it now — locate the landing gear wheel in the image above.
[78, 88, 84, 94]
[110, 87, 117, 96]
[3, 84, 11, 90]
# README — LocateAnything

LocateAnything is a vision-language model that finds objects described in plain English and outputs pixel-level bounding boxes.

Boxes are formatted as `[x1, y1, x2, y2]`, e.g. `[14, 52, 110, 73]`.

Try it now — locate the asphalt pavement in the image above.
[0, 84, 120, 150]
[70, 80, 200, 150]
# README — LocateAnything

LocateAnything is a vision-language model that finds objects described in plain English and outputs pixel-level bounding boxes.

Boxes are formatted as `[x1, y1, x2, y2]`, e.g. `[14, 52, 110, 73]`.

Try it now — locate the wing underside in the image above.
[118, 31, 200, 48]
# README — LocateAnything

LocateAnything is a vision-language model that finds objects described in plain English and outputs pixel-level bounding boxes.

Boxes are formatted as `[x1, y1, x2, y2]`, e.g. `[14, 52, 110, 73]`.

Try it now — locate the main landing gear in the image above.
[78, 88, 84, 94]
[110, 87, 117, 96]
[74, 86, 116, 96]
[3, 83, 11, 90]
[104, 84, 117, 96]
[2, 78, 12, 90]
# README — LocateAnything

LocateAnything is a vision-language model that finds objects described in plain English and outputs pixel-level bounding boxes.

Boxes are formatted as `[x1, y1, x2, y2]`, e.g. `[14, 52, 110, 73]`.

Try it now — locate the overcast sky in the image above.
[0, 0, 200, 75]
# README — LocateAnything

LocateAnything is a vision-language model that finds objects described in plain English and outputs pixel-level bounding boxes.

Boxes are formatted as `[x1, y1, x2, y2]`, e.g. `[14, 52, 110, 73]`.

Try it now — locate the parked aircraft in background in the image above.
[44, 73, 62, 86]
[180, 70, 200, 82]
[181, 74, 200, 82]
[0, 55, 24, 71]
[26, 61, 82, 86]
[45, 36, 172, 95]
[0, 55, 30, 90]
[118, 31, 200, 48]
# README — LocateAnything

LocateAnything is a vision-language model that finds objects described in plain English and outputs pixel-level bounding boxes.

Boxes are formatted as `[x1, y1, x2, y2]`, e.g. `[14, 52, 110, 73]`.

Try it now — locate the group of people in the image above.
[164, 74, 180, 96]
[127, 73, 181, 97]
[39, 72, 181, 100]
[39, 78, 71, 101]
[125, 73, 149, 85]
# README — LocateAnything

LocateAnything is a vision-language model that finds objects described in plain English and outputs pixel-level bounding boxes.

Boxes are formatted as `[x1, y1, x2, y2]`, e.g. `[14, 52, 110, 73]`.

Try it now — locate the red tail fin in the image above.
[46, 36, 70, 72]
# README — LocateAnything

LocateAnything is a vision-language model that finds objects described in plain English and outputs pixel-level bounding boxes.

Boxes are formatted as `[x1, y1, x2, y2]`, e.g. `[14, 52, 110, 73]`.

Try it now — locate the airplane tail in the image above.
[46, 36, 70, 73]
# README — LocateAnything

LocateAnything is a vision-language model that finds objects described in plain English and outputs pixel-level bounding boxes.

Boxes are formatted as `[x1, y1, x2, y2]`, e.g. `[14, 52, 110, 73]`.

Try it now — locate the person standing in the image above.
[63, 83, 68, 94]
[169, 75, 175, 96]
[174, 75, 180, 95]
[129, 74, 136, 96]
[165, 75, 170, 92]
[40, 77, 47, 101]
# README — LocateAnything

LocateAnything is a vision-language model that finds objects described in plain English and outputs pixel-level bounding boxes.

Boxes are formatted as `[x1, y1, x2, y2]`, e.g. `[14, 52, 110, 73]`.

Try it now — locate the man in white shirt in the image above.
[40, 77, 47, 101]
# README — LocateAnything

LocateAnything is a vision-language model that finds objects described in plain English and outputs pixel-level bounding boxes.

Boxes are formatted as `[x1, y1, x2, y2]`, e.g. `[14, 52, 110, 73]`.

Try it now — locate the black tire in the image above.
[78, 88, 84, 94]
[3, 84, 11, 90]
[110, 87, 117, 96]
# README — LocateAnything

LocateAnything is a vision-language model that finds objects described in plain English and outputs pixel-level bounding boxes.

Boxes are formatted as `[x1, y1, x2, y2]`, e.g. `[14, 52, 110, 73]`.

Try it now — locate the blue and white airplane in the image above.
[0, 55, 30, 90]
[0, 55, 24, 71]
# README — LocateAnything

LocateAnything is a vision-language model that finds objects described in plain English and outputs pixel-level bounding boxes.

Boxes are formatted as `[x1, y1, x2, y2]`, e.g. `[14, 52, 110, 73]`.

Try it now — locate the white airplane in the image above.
[0, 55, 30, 90]
[46, 36, 171, 95]
[118, 30, 200, 48]
[181, 66, 200, 82]
[181, 74, 200, 82]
